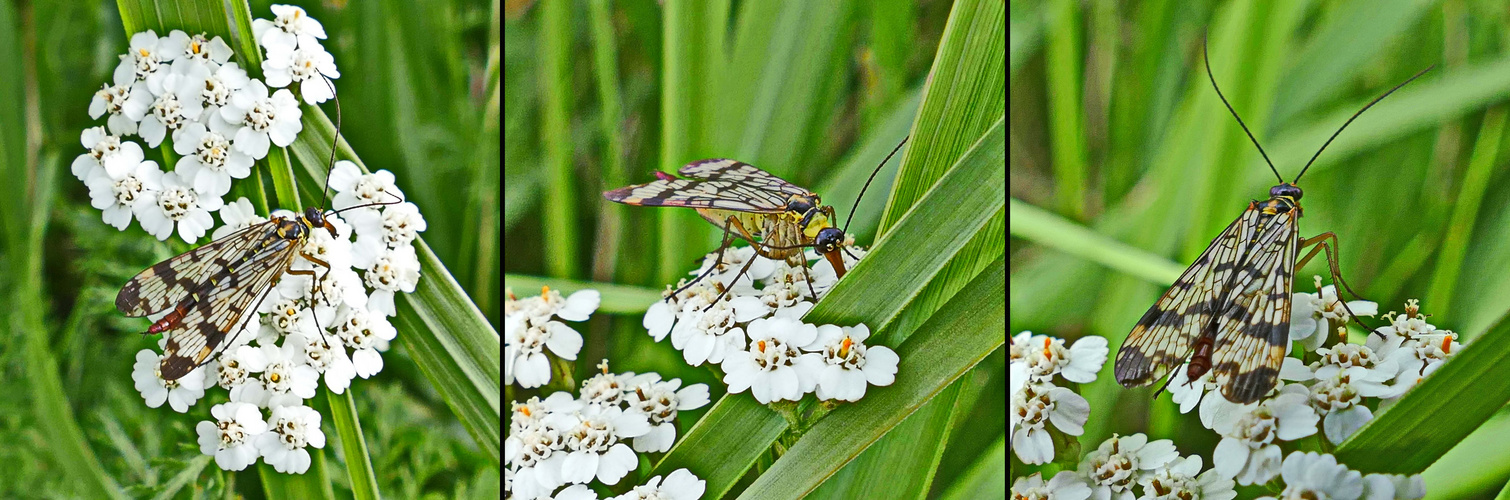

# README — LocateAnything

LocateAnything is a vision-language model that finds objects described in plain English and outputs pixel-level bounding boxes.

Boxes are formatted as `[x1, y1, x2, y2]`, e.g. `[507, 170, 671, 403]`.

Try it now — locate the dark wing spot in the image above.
[1222, 365, 1280, 404]
[116, 280, 140, 314]
[1114, 346, 1153, 386]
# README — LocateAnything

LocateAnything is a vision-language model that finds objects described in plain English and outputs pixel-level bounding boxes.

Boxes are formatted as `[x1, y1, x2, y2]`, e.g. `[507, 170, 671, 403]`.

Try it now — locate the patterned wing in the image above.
[157, 228, 302, 380]
[676, 159, 811, 197]
[602, 159, 796, 212]
[1210, 210, 1299, 403]
[116, 222, 269, 317]
[1115, 208, 1257, 388]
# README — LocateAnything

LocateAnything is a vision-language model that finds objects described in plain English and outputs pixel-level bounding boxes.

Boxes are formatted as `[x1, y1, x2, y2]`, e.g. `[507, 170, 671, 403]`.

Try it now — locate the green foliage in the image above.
[1011, 0, 1510, 495]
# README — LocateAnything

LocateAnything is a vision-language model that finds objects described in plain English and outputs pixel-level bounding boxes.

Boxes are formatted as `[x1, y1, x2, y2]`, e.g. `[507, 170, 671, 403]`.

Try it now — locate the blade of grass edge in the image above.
[1334, 309, 1510, 473]
[737, 258, 1006, 500]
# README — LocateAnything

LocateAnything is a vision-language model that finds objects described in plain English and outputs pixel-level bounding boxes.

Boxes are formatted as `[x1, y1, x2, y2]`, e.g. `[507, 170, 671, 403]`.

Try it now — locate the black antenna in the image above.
[1202, 35, 1283, 185]
[840, 136, 909, 233]
[318, 75, 341, 210]
[1292, 64, 1434, 182]
[313, 74, 405, 216]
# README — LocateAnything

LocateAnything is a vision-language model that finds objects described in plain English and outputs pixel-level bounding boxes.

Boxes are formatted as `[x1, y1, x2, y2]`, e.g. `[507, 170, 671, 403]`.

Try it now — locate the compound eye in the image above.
[816, 228, 844, 253]
[305, 207, 325, 225]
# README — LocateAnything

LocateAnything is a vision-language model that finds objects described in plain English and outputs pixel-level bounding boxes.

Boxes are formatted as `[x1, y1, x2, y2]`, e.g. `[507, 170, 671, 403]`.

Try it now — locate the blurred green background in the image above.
[1011, 0, 1510, 497]
[0, 0, 498, 496]
[506, 0, 1009, 498]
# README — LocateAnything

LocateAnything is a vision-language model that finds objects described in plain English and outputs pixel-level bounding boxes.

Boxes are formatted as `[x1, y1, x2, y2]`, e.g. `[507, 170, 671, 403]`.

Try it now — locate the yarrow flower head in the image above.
[803, 324, 898, 402]
[609, 468, 707, 500]
[1362, 472, 1426, 500]
[1011, 471, 1091, 500]
[1163, 362, 1231, 419]
[167, 30, 233, 70]
[1010, 331, 1108, 384]
[132, 347, 208, 413]
[1368, 299, 1460, 392]
[327, 160, 407, 213]
[619, 373, 711, 453]
[139, 60, 210, 147]
[1076, 433, 1179, 499]
[253, 404, 326, 474]
[85, 7, 428, 477]
[213, 79, 302, 159]
[1257, 452, 1361, 500]
[1289, 276, 1378, 350]
[72, 126, 145, 182]
[504, 287, 600, 389]
[135, 170, 223, 243]
[1211, 384, 1318, 485]
[1137, 455, 1237, 500]
[1010, 382, 1089, 465]
[200, 62, 251, 114]
[212, 197, 268, 239]
[115, 30, 177, 86]
[86, 158, 161, 231]
[172, 123, 253, 196]
[89, 72, 151, 136]
[252, 4, 328, 52]
[506, 364, 712, 500]
[195, 402, 268, 472]
[262, 40, 341, 104]
[721, 316, 819, 404]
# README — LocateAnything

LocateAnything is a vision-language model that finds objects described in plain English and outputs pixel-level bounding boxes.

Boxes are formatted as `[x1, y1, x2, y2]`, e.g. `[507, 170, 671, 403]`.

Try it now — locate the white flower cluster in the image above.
[1011, 433, 1233, 500]
[79, 4, 343, 242]
[1009, 280, 1439, 498]
[505, 362, 711, 500]
[95, 5, 426, 476]
[253, 4, 341, 105]
[634, 246, 898, 404]
[1008, 331, 1105, 465]
[1010, 436, 1422, 500]
[1156, 277, 1458, 485]
[133, 179, 422, 475]
[504, 250, 892, 496]
[1255, 452, 1425, 500]
[504, 287, 602, 388]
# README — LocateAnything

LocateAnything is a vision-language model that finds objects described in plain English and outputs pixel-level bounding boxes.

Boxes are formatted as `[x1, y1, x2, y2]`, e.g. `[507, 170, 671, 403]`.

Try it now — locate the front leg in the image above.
[289, 251, 334, 342]
[1296, 232, 1377, 338]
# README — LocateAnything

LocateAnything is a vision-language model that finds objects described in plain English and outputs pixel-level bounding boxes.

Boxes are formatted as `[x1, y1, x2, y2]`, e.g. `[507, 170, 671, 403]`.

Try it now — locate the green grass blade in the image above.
[1334, 310, 1510, 473]
[738, 258, 1005, 500]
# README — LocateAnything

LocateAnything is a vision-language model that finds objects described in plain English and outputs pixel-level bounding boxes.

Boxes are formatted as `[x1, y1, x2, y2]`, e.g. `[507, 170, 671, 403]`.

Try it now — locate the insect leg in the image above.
[290, 251, 335, 345]
[799, 256, 819, 301]
[700, 254, 761, 312]
[670, 216, 742, 299]
[1297, 232, 1379, 338]
[1151, 363, 1183, 400]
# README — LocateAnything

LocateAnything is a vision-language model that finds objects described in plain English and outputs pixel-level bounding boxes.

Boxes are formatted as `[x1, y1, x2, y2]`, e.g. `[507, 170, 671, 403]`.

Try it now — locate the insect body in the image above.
[1113, 41, 1432, 404]
[117, 208, 336, 380]
[603, 140, 906, 302]
[115, 76, 397, 382]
